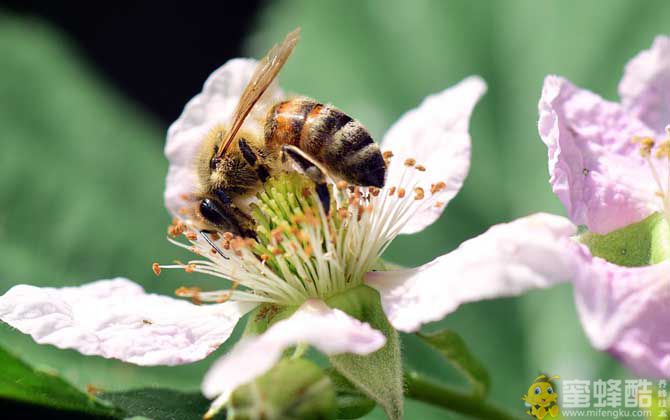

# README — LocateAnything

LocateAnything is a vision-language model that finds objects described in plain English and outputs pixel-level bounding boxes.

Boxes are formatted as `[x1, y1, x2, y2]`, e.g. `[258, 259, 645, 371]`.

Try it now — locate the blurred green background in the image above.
[1, 1, 668, 418]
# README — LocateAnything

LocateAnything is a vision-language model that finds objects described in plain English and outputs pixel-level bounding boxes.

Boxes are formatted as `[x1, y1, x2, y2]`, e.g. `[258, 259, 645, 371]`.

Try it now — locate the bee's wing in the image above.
[216, 28, 301, 157]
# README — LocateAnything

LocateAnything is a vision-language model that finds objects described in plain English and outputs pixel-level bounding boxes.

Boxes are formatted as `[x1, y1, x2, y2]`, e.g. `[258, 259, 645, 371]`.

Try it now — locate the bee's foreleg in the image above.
[200, 192, 257, 239]
[280, 145, 331, 215]
[238, 138, 270, 182]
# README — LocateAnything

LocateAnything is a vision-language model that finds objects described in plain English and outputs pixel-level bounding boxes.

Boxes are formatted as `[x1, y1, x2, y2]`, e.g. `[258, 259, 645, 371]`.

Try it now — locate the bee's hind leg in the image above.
[280, 145, 331, 215]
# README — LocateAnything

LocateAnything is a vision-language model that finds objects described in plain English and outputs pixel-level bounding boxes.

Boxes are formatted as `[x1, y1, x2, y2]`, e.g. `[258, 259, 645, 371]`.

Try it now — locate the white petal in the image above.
[0, 278, 254, 366]
[201, 299, 385, 401]
[366, 213, 578, 332]
[164, 58, 285, 217]
[380, 77, 486, 234]
[619, 36, 670, 134]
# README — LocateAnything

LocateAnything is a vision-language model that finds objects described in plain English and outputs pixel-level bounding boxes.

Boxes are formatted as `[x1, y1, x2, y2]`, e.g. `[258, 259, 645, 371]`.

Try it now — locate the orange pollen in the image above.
[414, 187, 425, 200]
[223, 232, 234, 241]
[389, 186, 396, 196]
[415, 164, 426, 172]
[304, 245, 313, 256]
[185, 231, 198, 241]
[383, 150, 394, 159]
[434, 201, 445, 208]
[404, 158, 416, 167]
[184, 264, 197, 273]
[370, 187, 380, 196]
[178, 207, 190, 216]
[430, 181, 447, 194]
[271, 247, 283, 256]
[270, 227, 285, 243]
[397, 188, 406, 198]
[261, 254, 271, 262]
[179, 193, 190, 201]
[209, 232, 221, 241]
[152, 263, 161, 276]
[338, 207, 349, 219]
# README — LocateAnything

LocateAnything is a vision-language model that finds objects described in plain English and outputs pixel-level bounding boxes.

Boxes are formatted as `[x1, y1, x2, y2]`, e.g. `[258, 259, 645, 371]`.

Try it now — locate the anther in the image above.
[152, 263, 161, 276]
[389, 186, 396, 196]
[185, 231, 198, 241]
[336, 180, 348, 190]
[414, 187, 425, 200]
[430, 182, 446, 194]
[434, 201, 444, 208]
[382, 151, 394, 159]
[632, 136, 655, 157]
[415, 164, 426, 172]
[404, 158, 416, 167]
[397, 188, 406, 198]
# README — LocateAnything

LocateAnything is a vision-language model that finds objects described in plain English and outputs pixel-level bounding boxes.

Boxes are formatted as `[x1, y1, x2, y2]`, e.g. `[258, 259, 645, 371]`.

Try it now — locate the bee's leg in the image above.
[199, 193, 257, 239]
[238, 138, 270, 182]
[280, 145, 331, 215]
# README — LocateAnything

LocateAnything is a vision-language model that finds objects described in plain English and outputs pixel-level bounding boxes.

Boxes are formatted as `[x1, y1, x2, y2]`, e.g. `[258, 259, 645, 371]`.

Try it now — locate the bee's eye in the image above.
[547, 387, 553, 394]
[534, 386, 541, 395]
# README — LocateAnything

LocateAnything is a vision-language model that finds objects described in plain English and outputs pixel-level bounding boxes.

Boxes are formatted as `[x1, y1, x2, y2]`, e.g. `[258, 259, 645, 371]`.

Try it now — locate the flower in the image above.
[0, 56, 579, 416]
[538, 36, 670, 377]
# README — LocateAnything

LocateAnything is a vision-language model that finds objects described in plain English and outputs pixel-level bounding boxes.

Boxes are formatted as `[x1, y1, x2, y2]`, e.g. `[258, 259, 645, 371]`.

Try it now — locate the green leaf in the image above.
[100, 389, 218, 420]
[228, 358, 336, 420]
[418, 330, 490, 398]
[580, 212, 670, 267]
[326, 285, 403, 420]
[0, 346, 120, 418]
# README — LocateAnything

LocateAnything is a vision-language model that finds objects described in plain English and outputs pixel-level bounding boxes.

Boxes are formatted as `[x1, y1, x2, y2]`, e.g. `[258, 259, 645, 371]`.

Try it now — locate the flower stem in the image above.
[404, 370, 521, 420]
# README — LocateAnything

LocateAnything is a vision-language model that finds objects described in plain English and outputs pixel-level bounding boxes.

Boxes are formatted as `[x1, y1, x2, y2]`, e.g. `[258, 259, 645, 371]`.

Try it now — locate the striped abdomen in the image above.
[264, 98, 386, 188]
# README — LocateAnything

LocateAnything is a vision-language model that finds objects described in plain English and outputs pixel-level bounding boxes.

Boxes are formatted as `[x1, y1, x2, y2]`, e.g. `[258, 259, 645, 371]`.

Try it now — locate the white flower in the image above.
[0, 58, 578, 413]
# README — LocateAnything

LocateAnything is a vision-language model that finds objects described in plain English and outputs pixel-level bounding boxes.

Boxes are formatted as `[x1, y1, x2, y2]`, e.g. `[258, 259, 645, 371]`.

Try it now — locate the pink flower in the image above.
[1, 54, 579, 414]
[539, 36, 670, 377]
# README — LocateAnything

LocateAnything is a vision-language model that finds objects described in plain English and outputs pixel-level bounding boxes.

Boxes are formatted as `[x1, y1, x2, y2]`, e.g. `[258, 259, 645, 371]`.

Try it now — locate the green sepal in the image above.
[326, 285, 403, 420]
[227, 358, 336, 420]
[580, 212, 670, 267]
[327, 369, 376, 419]
[417, 329, 490, 398]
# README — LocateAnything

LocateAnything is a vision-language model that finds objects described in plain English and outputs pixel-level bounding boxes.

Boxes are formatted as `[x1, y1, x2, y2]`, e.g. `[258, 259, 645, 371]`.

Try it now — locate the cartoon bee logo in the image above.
[522, 374, 560, 419]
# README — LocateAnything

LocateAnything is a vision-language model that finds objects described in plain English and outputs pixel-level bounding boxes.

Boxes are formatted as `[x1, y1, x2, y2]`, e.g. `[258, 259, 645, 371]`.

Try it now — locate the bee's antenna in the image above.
[199, 230, 229, 260]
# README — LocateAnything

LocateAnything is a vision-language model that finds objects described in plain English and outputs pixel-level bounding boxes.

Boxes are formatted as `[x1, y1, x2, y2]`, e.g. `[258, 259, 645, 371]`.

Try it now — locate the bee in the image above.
[192, 28, 387, 236]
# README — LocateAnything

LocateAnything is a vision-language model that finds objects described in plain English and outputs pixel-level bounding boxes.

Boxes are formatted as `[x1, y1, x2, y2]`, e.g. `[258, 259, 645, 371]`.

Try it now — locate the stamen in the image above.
[152, 263, 161, 276]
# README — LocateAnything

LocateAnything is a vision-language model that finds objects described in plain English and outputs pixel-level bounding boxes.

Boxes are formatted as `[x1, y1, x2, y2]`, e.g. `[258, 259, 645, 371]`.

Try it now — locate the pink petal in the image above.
[366, 213, 578, 332]
[201, 299, 385, 401]
[539, 75, 662, 234]
[164, 59, 285, 217]
[573, 253, 670, 377]
[619, 36, 670, 134]
[381, 77, 487, 234]
[0, 278, 253, 366]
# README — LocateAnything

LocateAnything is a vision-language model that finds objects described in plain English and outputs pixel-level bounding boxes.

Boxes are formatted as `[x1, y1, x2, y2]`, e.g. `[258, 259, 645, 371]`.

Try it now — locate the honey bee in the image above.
[193, 28, 387, 236]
